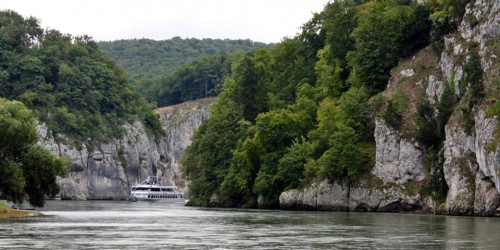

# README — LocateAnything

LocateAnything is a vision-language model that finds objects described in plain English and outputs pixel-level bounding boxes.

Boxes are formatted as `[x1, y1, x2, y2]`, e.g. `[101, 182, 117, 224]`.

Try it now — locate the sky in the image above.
[0, 0, 328, 43]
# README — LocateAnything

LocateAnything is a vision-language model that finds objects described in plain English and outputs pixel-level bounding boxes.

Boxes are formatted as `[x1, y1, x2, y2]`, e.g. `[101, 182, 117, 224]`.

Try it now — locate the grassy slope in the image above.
[0, 200, 40, 220]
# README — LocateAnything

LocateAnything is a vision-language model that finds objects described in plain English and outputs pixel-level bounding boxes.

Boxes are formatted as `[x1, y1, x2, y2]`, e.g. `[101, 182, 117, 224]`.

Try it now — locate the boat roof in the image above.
[134, 176, 176, 186]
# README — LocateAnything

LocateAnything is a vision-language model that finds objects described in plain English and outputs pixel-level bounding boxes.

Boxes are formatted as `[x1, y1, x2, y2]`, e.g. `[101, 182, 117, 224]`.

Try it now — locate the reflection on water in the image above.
[0, 200, 499, 249]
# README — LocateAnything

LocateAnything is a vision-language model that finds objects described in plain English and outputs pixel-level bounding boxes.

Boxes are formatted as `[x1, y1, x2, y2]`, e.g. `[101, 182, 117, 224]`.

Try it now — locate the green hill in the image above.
[0, 10, 163, 142]
[98, 37, 270, 83]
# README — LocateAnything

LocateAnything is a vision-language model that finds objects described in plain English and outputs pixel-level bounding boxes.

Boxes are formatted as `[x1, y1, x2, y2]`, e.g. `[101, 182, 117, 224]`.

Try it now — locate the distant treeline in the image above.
[98, 37, 270, 83]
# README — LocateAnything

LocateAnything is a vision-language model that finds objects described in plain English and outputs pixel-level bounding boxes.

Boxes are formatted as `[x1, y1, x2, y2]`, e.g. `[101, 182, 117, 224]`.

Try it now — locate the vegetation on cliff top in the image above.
[0, 10, 164, 141]
[182, 0, 448, 208]
[183, 0, 483, 208]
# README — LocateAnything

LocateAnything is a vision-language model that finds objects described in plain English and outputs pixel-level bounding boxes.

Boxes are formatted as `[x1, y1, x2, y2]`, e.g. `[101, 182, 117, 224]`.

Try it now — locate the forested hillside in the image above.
[0, 10, 163, 143]
[181, 0, 492, 209]
[99, 38, 269, 107]
[138, 53, 240, 107]
[98, 38, 269, 83]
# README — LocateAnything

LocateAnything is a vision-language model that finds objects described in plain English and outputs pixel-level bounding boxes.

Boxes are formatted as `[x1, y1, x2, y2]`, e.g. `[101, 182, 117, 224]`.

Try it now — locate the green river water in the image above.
[0, 200, 499, 249]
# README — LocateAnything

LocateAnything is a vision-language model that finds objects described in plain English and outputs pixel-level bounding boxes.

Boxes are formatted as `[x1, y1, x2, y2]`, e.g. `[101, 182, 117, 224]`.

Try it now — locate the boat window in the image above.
[150, 188, 161, 192]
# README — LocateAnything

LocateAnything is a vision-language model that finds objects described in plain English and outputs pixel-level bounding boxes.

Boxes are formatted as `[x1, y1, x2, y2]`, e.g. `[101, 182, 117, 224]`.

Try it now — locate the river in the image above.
[0, 200, 499, 249]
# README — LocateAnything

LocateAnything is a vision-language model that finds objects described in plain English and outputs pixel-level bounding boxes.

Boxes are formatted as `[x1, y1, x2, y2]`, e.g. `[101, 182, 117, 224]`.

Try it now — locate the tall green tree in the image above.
[0, 98, 67, 207]
[347, 1, 431, 93]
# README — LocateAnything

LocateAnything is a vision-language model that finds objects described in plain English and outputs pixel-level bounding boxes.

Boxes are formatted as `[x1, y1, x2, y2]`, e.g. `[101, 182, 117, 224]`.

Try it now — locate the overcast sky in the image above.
[0, 0, 328, 43]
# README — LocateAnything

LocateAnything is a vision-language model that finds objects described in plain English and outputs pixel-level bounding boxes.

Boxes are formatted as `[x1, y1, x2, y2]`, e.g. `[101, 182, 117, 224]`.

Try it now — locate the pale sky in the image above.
[0, 0, 328, 43]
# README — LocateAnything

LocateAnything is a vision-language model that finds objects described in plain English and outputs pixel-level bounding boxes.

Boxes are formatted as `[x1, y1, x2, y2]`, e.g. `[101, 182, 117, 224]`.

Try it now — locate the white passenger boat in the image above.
[130, 176, 184, 201]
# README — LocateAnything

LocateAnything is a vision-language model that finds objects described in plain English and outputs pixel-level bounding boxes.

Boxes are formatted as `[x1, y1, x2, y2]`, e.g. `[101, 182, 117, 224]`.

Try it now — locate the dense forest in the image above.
[0, 10, 163, 142]
[0, 10, 164, 206]
[182, 0, 478, 207]
[99, 38, 269, 106]
[98, 38, 269, 82]
[138, 53, 241, 107]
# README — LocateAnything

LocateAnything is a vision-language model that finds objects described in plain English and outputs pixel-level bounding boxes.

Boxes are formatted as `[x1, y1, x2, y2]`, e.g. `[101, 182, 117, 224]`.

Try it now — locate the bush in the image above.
[381, 93, 407, 130]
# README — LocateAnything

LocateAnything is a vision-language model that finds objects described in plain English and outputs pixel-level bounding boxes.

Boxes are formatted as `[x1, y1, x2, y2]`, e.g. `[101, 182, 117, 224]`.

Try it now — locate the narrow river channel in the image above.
[1, 200, 499, 249]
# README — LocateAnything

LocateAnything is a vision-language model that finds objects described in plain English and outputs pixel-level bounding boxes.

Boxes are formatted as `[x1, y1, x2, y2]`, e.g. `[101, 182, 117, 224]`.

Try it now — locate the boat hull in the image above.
[130, 193, 184, 202]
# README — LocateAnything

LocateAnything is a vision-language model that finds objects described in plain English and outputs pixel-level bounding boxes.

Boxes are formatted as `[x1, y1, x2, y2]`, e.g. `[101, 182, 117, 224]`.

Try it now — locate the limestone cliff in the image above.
[280, 0, 500, 216]
[38, 98, 214, 200]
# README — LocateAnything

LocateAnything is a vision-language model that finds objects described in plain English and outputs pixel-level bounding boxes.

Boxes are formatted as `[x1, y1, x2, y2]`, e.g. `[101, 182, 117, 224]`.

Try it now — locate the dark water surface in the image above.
[1, 200, 499, 249]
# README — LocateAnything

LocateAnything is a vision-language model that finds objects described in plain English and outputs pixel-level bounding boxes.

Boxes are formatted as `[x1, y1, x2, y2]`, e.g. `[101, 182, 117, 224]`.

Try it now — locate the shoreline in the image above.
[0, 200, 42, 220]
[0, 208, 42, 220]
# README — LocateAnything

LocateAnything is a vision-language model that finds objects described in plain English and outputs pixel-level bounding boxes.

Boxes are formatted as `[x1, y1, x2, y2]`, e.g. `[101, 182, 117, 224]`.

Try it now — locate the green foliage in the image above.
[428, 0, 471, 24]
[308, 93, 372, 183]
[486, 100, 500, 118]
[183, 0, 435, 208]
[0, 98, 68, 207]
[268, 38, 317, 107]
[227, 50, 272, 122]
[276, 138, 313, 191]
[317, 124, 366, 182]
[315, 47, 347, 98]
[458, 49, 484, 135]
[99, 37, 269, 83]
[422, 147, 448, 203]
[181, 99, 246, 204]
[414, 83, 458, 203]
[437, 83, 458, 140]
[415, 100, 439, 148]
[348, 1, 431, 94]
[141, 53, 236, 107]
[0, 10, 163, 142]
[428, 0, 471, 55]
[381, 93, 408, 130]
[461, 50, 484, 101]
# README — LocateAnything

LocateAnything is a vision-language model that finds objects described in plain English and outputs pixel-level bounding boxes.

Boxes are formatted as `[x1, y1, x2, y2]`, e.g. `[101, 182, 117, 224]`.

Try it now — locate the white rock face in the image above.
[459, 0, 500, 44]
[158, 100, 213, 193]
[280, 180, 349, 211]
[372, 120, 427, 184]
[280, 120, 428, 213]
[426, 75, 444, 105]
[443, 110, 500, 215]
[38, 99, 213, 200]
[438, 0, 500, 215]
[400, 68, 415, 77]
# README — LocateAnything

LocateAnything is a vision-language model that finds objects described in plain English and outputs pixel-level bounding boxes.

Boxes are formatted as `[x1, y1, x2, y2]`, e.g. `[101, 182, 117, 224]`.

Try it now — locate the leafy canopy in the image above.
[0, 10, 164, 141]
[0, 98, 67, 207]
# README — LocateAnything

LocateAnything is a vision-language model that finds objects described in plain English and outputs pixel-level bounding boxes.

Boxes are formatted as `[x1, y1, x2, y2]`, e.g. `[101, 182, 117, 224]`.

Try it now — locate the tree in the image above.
[0, 10, 165, 142]
[347, 1, 431, 94]
[228, 50, 271, 122]
[181, 99, 246, 205]
[0, 98, 67, 207]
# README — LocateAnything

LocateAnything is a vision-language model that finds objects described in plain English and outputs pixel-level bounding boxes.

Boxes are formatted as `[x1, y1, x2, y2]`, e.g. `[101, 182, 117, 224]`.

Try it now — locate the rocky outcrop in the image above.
[39, 98, 214, 200]
[438, 0, 500, 216]
[280, 120, 428, 213]
[157, 98, 214, 193]
[280, 180, 349, 211]
[281, 0, 500, 216]
[443, 111, 500, 215]
[372, 120, 427, 184]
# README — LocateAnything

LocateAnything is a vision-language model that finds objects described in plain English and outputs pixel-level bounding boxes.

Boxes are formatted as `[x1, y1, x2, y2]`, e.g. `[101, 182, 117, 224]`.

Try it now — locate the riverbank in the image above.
[0, 200, 41, 220]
